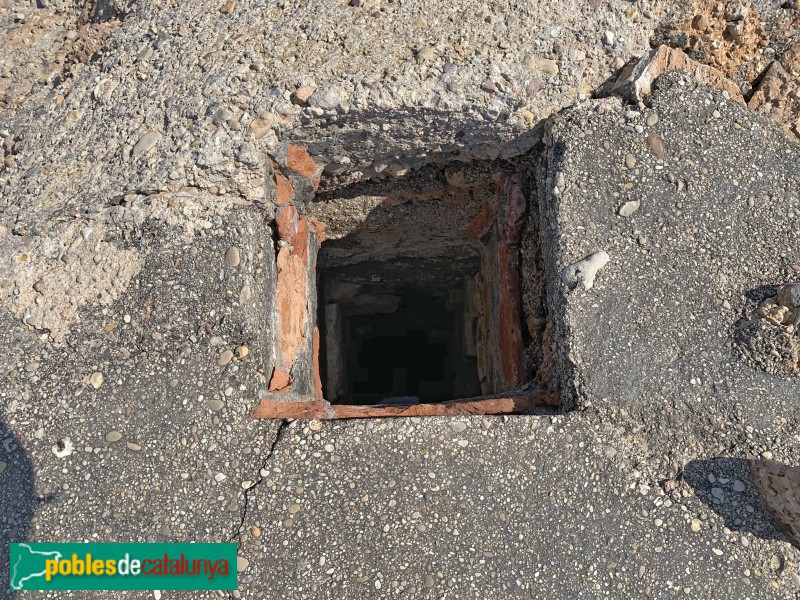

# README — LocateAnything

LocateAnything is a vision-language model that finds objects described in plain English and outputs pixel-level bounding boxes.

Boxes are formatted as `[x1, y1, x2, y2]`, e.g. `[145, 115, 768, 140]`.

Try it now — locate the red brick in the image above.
[504, 175, 526, 244]
[464, 204, 495, 240]
[275, 172, 294, 206]
[252, 399, 327, 419]
[268, 366, 293, 392]
[252, 390, 556, 419]
[274, 245, 309, 371]
[308, 218, 327, 243]
[286, 145, 319, 179]
[276, 203, 298, 242]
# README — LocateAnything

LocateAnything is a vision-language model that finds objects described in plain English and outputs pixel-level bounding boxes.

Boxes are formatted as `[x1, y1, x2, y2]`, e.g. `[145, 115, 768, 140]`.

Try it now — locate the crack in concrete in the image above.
[229, 418, 290, 543]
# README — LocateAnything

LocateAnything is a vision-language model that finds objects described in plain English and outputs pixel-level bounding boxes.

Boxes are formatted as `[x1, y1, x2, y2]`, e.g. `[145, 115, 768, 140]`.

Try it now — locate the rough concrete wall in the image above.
[0, 193, 279, 422]
[1, 0, 681, 230]
[464, 171, 529, 394]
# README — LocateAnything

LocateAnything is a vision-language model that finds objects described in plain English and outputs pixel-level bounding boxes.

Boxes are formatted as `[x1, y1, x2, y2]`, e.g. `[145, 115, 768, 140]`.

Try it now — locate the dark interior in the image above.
[317, 259, 482, 406]
[345, 291, 479, 404]
[313, 195, 487, 406]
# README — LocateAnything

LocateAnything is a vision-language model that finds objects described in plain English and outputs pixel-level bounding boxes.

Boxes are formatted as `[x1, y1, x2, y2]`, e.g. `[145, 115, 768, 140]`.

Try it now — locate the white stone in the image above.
[561, 251, 611, 290]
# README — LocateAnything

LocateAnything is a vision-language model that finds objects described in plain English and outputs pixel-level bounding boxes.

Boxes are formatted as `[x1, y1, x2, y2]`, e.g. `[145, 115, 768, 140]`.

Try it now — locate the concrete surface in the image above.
[2, 1, 800, 599]
[1, 76, 799, 599]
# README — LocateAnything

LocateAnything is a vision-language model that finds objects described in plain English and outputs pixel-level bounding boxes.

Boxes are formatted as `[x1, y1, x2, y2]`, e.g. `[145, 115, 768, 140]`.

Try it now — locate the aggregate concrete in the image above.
[1, 1, 800, 598]
[1, 76, 799, 599]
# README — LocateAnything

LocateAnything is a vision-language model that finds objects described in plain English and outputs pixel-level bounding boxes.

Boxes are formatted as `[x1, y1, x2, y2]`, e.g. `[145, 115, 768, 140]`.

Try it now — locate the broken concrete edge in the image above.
[749, 459, 800, 549]
[251, 388, 559, 420]
[747, 44, 800, 143]
[612, 45, 745, 104]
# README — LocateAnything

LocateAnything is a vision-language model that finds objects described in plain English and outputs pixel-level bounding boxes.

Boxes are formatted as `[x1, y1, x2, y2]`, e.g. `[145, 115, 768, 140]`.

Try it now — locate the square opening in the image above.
[252, 164, 560, 420]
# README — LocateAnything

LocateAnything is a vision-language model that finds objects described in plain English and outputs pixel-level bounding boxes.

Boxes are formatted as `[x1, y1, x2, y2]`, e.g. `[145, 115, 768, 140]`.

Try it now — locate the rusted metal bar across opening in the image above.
[251, 387, 559, 420]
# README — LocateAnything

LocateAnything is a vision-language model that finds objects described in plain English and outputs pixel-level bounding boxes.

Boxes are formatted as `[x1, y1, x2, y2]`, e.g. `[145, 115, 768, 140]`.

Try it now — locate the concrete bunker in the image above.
[253, 148, 559, 419]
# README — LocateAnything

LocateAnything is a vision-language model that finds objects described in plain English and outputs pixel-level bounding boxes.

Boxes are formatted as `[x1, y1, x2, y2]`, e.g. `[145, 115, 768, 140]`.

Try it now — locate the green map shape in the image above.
[9, 544, 62, 590]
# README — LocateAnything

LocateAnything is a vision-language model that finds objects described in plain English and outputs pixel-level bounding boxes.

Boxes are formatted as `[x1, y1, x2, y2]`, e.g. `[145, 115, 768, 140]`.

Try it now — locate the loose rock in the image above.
[562, 251, 611, 291]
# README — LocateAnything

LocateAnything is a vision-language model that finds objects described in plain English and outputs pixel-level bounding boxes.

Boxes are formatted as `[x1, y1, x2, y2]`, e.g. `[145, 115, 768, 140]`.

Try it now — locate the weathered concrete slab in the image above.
[0, 202, 281, 594]
[2, 0, 800, 593]
[539, 72, 800, 441]
[232, 413, 799, 598]
[1, 75, 799, 599]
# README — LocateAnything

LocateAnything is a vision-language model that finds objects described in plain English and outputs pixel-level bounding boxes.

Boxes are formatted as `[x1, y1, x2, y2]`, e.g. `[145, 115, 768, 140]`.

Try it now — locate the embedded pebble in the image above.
[647, 132, 665, 160]
[219, 350, 234, 365]
[791, 572, 800, 588]
[307, 88, 340, 110]
[416, 47, 435, 62]
[618, 200, 640, 217]
[646, 113, 659, 126]
[449, 422, 467, 433]
[208, 399, 225, 412]
[528, 55, 559, 76]
[106, 431, 122, 443]
[131, 131, 161, 157]
[624, 153, 637, 169]
[89, 372, 104, 389]
[225, 246, 241, 267]
[236, 345, 249, 359]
